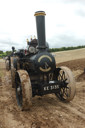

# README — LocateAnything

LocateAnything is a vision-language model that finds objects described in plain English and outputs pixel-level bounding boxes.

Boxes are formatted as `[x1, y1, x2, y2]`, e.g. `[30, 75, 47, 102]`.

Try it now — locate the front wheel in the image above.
[11, 67, 16, 88]
[5, 60, 10, 71]
[15, 70, 32, 110]
[55, 66, 76, 102]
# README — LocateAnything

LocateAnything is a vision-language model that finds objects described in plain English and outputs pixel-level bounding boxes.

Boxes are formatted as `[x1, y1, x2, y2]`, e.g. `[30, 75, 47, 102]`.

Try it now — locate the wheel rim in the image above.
[15, 72, 22, 107]
[57, 69, 71, 101]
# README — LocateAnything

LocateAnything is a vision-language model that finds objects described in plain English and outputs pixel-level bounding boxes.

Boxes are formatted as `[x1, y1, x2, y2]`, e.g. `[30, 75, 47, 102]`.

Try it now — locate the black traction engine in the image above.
[8, 11, 76, 110]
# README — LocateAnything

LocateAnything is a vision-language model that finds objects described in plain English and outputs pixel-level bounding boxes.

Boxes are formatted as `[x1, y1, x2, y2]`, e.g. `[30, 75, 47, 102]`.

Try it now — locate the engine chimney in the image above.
[34, 11, 46, 49]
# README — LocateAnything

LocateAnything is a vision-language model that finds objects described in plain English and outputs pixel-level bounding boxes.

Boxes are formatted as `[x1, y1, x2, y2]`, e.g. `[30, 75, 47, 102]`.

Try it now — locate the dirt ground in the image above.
[0, 49, 85, 128]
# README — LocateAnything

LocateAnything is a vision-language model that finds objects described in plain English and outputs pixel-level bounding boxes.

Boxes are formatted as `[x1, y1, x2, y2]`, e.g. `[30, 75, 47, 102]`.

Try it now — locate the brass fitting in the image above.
[34, 11, 46, 16]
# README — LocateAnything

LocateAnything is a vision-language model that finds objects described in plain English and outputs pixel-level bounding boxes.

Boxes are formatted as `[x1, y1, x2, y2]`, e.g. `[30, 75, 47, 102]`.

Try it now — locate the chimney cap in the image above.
[34, 11, 46, 16]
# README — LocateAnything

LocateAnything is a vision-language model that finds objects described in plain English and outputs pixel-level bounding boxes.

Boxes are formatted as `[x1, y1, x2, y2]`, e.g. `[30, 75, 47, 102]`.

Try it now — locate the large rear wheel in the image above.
[55, 66, 76, 102]
[15, 70, 32, 110]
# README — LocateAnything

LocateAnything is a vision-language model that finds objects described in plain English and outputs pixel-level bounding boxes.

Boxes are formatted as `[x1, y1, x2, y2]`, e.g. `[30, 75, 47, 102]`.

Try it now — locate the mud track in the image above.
[0, 57, 85, 128]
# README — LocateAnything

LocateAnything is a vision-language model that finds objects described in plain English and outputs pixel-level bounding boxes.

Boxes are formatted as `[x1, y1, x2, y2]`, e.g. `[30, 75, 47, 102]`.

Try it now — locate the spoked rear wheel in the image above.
[15, 70, 32, 110]
[55, 66, 76, 102]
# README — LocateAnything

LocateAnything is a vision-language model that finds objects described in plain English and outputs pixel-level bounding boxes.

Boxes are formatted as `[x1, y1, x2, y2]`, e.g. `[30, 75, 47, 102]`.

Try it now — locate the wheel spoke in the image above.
[61, 71, 65, 80]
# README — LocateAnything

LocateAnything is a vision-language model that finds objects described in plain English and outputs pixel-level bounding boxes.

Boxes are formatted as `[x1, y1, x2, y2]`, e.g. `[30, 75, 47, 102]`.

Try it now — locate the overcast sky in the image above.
[0, 0, 85, 51]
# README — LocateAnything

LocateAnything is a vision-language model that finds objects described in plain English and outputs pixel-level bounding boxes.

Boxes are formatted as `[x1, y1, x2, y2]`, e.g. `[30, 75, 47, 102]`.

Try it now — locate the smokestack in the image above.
[34, 11, 46, 49]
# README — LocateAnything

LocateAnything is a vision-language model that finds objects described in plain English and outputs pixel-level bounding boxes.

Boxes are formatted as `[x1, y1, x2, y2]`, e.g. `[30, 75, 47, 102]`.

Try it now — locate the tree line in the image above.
[0, 45, 85, 58]
[49, 45, 85, 52]
[0, 51, 12, 58]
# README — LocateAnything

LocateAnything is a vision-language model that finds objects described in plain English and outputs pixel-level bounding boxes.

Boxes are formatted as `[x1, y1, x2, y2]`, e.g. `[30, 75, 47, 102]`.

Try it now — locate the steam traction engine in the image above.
[10, 11, 76, 110]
